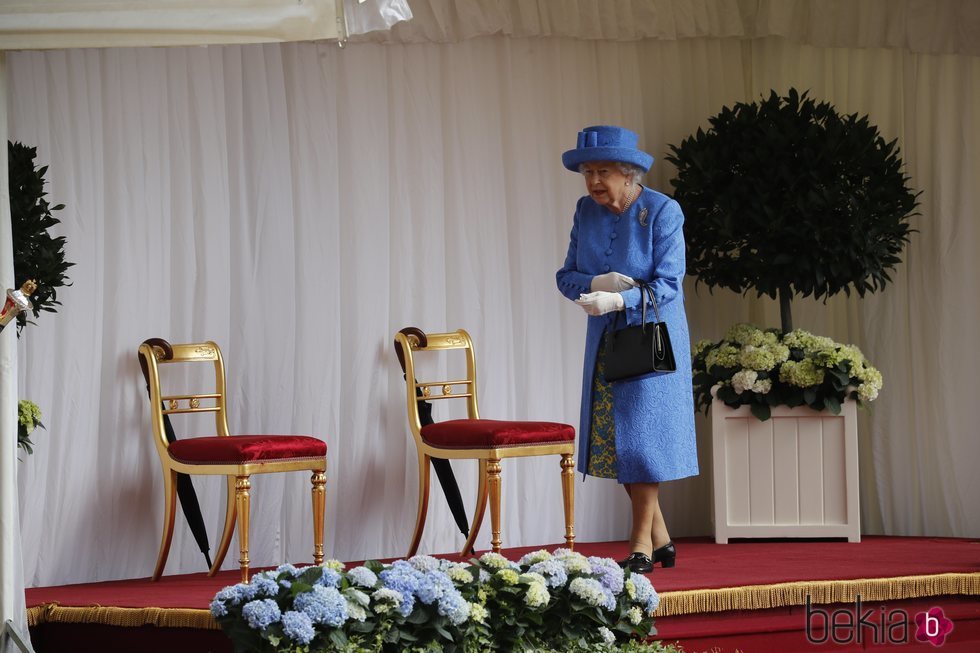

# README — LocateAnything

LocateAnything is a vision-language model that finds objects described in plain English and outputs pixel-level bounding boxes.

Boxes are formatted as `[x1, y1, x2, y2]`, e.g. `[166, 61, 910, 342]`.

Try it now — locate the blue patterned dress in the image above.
[556, 187, 699, 483]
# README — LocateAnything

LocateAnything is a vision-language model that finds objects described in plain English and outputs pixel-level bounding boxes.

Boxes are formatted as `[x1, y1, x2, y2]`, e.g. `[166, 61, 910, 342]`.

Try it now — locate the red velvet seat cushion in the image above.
[168, 435, 326, 465]
[420, 419, 575, 449]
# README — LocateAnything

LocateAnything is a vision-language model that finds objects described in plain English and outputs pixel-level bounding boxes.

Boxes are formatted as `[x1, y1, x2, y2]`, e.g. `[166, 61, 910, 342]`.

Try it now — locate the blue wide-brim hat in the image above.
[562, 125, 654, 173]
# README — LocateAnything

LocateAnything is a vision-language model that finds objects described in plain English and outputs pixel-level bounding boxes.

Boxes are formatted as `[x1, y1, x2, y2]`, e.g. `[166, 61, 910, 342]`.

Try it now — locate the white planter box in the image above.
[711, 398, 861, 543]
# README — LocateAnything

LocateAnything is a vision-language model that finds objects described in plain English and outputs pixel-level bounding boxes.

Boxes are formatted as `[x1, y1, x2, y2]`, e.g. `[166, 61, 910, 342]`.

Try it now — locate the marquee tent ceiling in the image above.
[0, 0, 344, 49]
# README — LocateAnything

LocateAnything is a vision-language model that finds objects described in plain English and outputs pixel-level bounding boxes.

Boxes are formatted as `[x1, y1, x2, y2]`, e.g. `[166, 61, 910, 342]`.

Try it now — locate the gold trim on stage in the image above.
[26, 572, 980, 630]
[655, 572, 980, 617]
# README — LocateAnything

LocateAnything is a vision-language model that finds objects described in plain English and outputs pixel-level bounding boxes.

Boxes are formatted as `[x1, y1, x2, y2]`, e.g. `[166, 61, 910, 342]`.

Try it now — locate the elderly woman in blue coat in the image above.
[556, 125, 699, 574]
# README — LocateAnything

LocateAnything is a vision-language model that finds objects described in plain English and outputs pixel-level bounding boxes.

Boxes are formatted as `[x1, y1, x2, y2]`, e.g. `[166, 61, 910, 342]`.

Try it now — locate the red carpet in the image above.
[27, 536, 980, 652]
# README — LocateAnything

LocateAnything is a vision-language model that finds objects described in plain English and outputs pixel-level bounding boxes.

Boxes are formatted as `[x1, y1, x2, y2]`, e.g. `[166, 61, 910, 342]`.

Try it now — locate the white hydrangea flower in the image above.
[598, 626, 616, 644]
[731, 369, 758, 394]
[408, 555, 441, 572]
[371, 588, 402, 614]
[322, 559, 345, 572]
[344, 588, 370, 607]
[479, 552, 510, 570]
[446, 566, 474, 584]
[523, 582, 550, 608]
[552, 549, 592, 575]
[346, 602, 367, 622]
[469, 603, 488, 624]
[751, 378, 772, 394]
[519, 572, 547, 586]
[517, 549, 552, 566]
[858, 383, 879, 402]
[627, 606, 643, 625]
[624, 578, 636, 600]
[725, 323, 766, 347]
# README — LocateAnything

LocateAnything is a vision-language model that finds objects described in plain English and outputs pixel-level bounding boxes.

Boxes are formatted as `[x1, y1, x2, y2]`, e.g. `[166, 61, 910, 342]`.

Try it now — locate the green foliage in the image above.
[8, 141, 74, 331]
[692, 324, 882, 420]
[17, 399, 44, 455]
[666, 89, 918, 331]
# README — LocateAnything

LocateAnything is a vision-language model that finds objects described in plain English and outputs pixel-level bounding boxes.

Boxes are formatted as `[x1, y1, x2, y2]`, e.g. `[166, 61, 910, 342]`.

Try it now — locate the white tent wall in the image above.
[8, 33, 980, 586]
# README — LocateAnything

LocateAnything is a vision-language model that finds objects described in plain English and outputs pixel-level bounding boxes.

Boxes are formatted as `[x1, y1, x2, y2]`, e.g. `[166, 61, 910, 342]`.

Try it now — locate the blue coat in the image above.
[556, 187, 699, 483]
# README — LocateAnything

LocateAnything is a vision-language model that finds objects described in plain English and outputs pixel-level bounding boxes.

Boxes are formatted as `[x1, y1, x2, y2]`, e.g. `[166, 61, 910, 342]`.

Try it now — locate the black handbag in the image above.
[602, 282, 676, 382]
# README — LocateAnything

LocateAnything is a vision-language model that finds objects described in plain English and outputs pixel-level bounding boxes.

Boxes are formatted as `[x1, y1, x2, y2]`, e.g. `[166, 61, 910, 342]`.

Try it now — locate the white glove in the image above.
[591, 271, 637, 292]
[574, 291, 625, 316]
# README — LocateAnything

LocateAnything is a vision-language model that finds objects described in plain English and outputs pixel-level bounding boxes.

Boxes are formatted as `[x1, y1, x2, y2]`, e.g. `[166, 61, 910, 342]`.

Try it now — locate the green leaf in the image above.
[716, 385, 738, 403]
[749, 403, 771, 421]
[824, 395, 842, 414]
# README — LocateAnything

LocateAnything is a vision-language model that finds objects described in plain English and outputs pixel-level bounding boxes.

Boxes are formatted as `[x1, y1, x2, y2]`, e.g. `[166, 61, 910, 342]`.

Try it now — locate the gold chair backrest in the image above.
[394, 329, 481, 441]
[138, 340, 232, 457]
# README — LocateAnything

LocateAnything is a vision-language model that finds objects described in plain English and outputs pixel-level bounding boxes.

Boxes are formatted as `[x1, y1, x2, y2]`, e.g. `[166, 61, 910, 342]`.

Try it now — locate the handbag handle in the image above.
[636, 281, 662, 328]
[636, 281, 667, 359]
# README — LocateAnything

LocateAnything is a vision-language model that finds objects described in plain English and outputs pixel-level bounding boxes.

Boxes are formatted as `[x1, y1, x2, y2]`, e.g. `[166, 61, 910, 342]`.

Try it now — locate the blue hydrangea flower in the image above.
[317, 566, 343, 588]
[346, 566, 378, 588]
[241, 599, 281, 630]
[529, 558, 568, 588]
[379, 561, 424, 617]
[281, 610, 316, 645]
[630, 573, 660, 614]
[436, 588, 471, 625]
[276, 563, 302, 577]
[212, 584, 248, 608]
[587, 556, 625, 595]
[249, 575, 280, 598]
[294, 585, 348, 627]
[416, 570, 454, 605]
[209, 597, 228, 617]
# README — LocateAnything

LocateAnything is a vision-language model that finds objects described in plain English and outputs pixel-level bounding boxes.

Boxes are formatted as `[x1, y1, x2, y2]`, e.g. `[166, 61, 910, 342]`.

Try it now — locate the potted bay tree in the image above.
[8, 140, 74, 457]
[666, 89, 918, 542]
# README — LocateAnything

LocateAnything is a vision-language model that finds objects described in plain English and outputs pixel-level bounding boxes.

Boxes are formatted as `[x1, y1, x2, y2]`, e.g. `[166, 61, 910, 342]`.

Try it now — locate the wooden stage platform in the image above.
[27, 536, 980, 652]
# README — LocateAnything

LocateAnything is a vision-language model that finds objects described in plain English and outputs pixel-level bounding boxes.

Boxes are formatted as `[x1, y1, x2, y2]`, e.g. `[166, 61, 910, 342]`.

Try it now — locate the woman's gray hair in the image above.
[577, 162, 644, 185]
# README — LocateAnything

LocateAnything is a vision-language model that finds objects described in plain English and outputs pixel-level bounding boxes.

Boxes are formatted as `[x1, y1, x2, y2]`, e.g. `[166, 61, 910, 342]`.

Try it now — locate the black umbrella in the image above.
[139, 338, 213, 569]
[395, 327, 469, 536]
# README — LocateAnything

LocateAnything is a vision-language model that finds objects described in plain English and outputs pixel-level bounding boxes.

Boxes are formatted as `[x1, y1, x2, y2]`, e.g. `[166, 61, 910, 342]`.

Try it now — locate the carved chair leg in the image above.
[487, 457, 502, 553]
[407, 453, 431, 558]
[461, 459, 489, 557]
[235, 475, 251, 584]
[152, 468, 178, 581]
[210, 475, 237, 576]
[560, 453, 576, 550]
[311, 470, 326, 565]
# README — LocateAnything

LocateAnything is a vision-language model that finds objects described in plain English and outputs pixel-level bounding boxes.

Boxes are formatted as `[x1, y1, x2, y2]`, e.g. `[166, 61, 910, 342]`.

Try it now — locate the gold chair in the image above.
[138, 339, 327, 583]
[394, 327, 576, 557]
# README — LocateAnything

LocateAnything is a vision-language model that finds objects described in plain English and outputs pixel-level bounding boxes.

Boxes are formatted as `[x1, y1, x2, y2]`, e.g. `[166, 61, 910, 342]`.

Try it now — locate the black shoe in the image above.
[652, 541, 676, 568]
[618, 552, 653, 574]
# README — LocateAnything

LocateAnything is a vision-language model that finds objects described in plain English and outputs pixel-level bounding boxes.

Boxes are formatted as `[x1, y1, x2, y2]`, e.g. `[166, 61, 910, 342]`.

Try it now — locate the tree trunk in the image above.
[778, 287, 793, 334]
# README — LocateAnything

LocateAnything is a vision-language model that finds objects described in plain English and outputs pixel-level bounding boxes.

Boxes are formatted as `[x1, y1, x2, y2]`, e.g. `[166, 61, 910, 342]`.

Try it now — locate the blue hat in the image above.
[562, 125, 654, 173]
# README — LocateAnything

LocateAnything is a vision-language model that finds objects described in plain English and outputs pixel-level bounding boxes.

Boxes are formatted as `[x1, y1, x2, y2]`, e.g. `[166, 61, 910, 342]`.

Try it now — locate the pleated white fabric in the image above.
[0, 51, 30, 647]
[7, 33, 980, 587]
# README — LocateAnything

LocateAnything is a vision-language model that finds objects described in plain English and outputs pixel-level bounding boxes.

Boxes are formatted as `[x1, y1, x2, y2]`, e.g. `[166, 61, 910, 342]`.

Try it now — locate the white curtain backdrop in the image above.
[7, 29, 979, 587]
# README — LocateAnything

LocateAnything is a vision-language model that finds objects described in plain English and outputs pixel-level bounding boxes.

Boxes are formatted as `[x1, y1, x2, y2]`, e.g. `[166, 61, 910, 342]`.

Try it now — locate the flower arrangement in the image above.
[210, 549, 677, 653]
[17, 399, 44, 455]
[692, 324, 882, 421]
